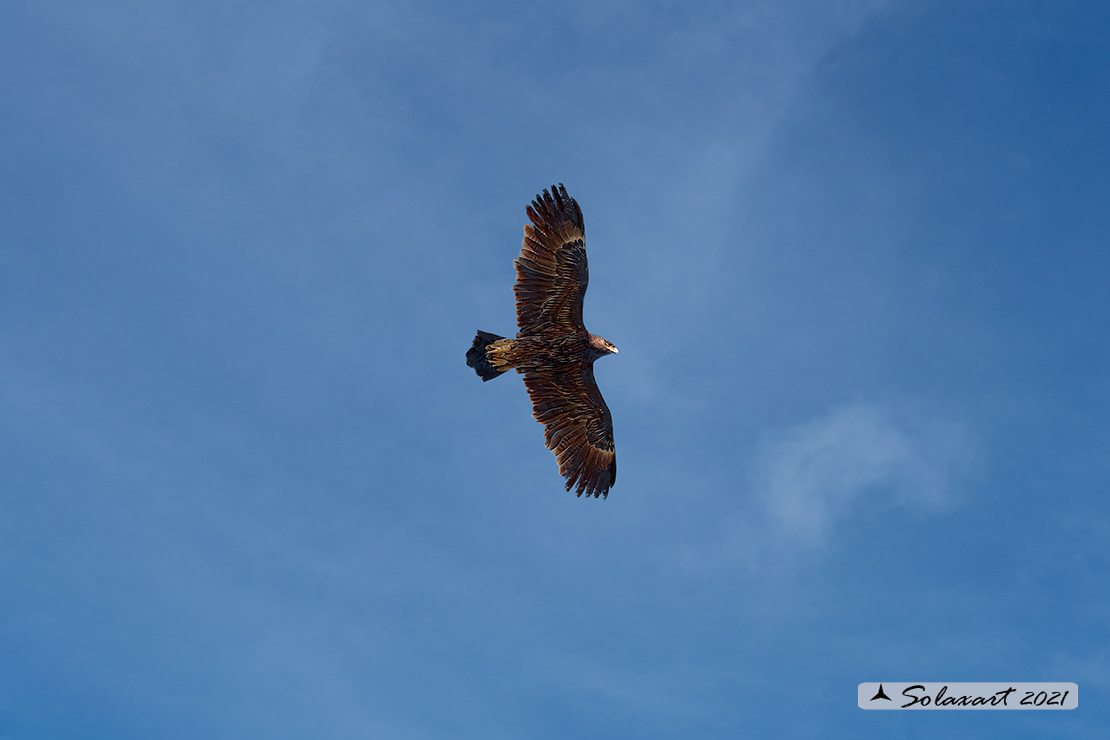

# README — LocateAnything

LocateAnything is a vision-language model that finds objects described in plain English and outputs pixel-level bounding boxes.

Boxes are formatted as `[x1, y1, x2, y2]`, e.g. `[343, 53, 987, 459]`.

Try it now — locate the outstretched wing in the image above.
[514, 184, 588, 337]
[523, 366, 616, 498]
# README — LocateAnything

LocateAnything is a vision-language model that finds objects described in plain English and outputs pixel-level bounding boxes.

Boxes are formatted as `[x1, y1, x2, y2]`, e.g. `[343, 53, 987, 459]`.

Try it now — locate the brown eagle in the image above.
[467, 184, 618, 498]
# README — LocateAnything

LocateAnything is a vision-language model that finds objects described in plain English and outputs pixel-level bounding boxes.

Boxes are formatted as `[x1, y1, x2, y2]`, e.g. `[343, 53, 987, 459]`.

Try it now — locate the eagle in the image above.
[467, 184, 618, 498]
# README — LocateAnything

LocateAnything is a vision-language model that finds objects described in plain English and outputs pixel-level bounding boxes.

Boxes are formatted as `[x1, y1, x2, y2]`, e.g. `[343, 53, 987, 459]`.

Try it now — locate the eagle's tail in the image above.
[467, 330, 509, 381]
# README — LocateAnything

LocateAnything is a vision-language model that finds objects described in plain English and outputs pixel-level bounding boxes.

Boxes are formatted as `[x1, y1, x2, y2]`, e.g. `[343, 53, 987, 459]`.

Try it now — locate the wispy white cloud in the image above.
[751, 401, 972, 546]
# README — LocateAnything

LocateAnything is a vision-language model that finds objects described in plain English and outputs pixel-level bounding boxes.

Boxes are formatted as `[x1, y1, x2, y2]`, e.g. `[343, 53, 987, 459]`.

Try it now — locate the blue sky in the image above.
[2, 1, 1108, 737]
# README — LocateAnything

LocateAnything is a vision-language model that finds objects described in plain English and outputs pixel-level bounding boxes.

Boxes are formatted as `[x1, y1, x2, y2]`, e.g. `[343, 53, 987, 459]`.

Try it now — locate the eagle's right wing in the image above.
[513, 184, 589, 337]
[523, 364, 616, 498]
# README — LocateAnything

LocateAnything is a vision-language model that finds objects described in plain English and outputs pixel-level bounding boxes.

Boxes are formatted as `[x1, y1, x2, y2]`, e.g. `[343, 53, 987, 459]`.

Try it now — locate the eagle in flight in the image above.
[467, 184, 618, 498]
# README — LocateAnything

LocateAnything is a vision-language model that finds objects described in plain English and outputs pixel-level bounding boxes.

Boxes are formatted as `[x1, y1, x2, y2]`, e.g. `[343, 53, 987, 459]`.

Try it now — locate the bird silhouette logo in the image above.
[871, 684, 892, 701]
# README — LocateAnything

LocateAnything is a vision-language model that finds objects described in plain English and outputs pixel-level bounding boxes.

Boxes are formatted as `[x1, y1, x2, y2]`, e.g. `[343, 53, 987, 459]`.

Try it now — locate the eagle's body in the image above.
[467, 184, 617, 499]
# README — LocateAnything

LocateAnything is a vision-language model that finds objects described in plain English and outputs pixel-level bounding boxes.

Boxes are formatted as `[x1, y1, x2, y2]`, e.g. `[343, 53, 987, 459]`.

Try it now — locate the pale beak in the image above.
[611, 346, 619, 354]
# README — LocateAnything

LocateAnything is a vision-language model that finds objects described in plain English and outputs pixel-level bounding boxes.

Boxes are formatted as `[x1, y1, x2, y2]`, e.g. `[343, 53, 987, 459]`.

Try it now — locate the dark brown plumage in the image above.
[466, 184, 618, 498]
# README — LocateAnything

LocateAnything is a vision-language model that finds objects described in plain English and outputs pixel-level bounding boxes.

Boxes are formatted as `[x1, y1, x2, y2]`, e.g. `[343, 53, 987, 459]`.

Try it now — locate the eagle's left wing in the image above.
[523, 365, 616, 498]
[514, 184, 589, 337]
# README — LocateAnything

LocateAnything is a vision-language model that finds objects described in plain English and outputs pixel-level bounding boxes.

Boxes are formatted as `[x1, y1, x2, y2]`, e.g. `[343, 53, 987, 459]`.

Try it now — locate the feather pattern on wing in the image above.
[523, 366, 616, 498]
[514, 184, 588, 337]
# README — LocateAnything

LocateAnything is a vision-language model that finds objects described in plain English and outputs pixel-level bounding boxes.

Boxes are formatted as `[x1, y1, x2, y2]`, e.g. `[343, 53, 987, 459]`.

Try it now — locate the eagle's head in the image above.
[588, 334, 619, 360]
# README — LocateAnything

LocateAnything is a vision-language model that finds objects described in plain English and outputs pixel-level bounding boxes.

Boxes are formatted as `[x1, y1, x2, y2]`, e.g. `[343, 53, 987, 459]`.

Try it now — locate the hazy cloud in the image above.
[752, 402, 971, 545]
